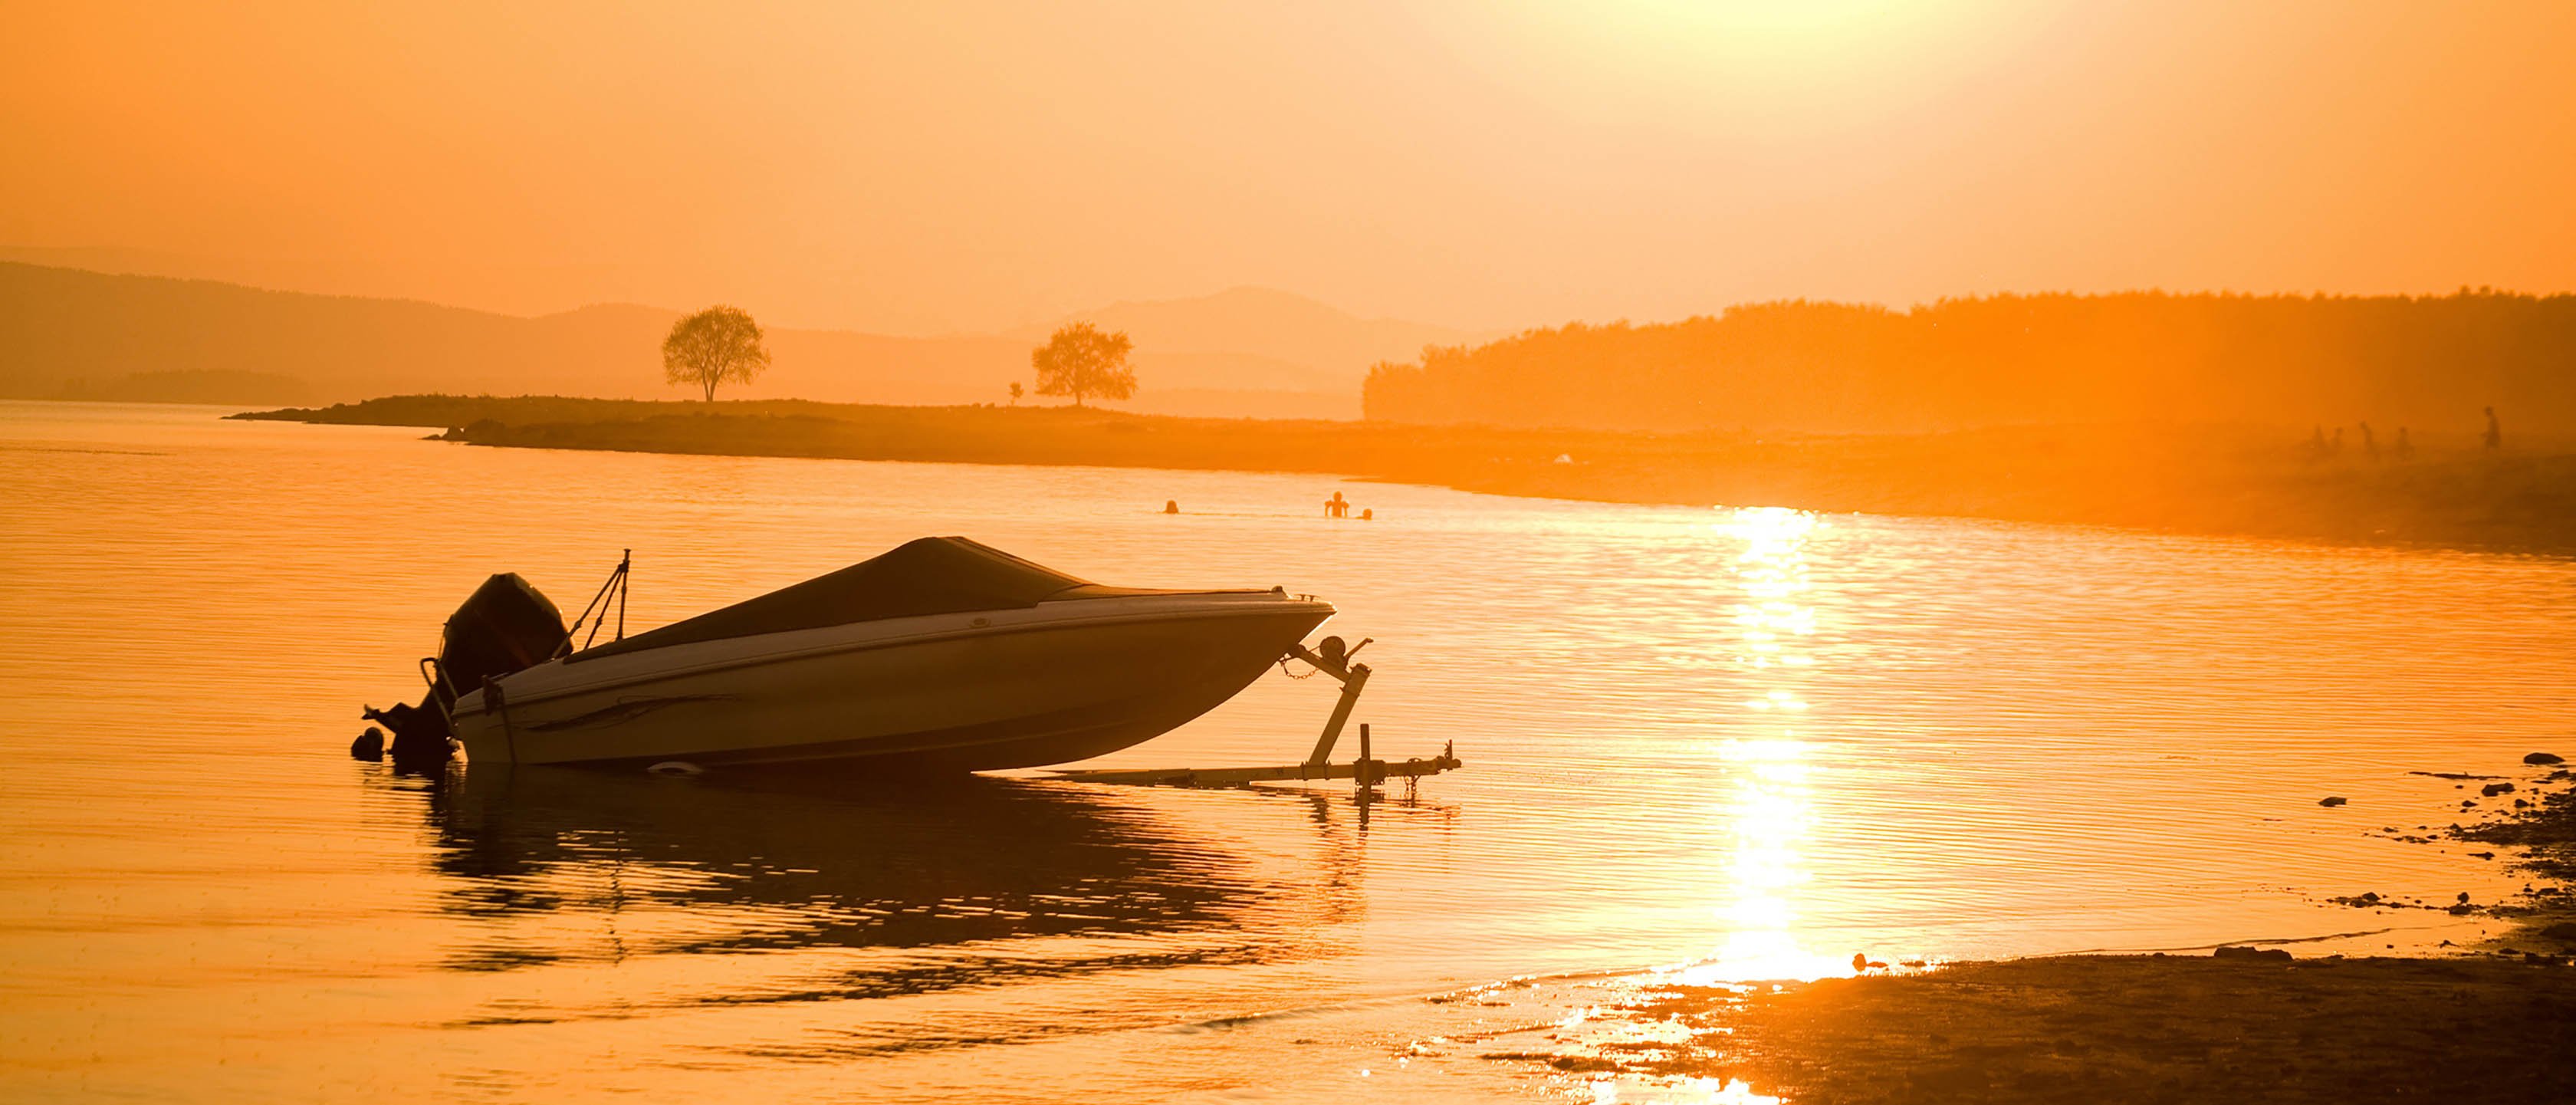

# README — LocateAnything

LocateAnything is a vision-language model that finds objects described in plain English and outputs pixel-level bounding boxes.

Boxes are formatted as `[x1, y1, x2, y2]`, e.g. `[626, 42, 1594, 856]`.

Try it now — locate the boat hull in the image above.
[449, 594, 1330, 771]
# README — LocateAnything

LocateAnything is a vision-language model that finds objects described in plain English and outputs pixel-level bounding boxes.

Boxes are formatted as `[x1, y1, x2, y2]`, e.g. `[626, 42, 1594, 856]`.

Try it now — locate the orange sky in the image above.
[5, 1, 2572, 334]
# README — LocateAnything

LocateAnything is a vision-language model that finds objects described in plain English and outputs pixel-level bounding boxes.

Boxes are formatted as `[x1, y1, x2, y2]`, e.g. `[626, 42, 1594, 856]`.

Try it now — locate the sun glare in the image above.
[1679, 507, 1845, 982]
[1499, 0, 2012, 87]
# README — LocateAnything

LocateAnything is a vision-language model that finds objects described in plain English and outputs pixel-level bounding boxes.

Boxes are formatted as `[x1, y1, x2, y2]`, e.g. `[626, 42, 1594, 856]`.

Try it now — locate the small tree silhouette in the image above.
[662, 306, 770, 402]
[1030, 323, 1135, 407]
[1008, 381, 1023, 406]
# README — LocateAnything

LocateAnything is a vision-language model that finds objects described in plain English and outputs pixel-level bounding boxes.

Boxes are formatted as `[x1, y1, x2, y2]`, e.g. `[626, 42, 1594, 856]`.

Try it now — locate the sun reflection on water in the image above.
[1692, 508, 1843, 983]
[1585, 1075, 1786, 1105]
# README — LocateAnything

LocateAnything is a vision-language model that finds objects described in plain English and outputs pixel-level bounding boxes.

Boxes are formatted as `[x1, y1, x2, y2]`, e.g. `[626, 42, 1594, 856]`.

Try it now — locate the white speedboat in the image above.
[370, 538, 1332, 771]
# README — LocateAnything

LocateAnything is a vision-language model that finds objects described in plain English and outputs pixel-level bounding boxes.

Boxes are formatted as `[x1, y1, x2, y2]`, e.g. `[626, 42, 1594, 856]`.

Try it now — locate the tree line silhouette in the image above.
[1363, 291, 2576, 436]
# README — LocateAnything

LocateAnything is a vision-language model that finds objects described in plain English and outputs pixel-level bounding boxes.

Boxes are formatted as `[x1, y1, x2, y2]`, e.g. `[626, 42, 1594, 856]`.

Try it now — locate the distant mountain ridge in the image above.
[0, 262, 1485, 417]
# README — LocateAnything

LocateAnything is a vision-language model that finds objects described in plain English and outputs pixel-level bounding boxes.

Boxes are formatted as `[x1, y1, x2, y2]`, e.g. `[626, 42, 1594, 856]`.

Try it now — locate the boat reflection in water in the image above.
[407, 763, 1366, 1048]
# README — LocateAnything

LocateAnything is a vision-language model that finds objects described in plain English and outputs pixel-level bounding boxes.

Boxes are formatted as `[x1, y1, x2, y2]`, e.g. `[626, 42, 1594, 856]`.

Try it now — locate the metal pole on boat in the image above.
[1356, 722, 1373, 798]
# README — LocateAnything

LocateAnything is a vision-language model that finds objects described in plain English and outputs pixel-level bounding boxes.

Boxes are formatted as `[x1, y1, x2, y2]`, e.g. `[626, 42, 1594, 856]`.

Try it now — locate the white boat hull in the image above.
[449, 592, 1331, 770]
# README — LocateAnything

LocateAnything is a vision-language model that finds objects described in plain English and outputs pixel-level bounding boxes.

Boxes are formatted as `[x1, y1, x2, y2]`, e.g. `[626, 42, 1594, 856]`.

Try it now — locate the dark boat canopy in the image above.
[574, 537, 1181, 662]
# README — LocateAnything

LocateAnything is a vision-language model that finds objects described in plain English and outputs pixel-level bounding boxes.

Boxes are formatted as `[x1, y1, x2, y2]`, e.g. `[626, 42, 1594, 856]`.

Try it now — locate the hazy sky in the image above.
[5, 1, 2572, 334]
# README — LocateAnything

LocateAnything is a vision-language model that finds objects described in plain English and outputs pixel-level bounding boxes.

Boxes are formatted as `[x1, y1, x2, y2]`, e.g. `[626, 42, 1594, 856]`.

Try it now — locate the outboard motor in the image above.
[362, 574, 568, 768]
[435, 573, 572, 705]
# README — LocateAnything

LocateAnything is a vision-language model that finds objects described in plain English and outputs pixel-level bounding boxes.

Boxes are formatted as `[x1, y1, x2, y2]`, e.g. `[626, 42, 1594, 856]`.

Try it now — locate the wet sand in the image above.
[2324, 757, 2576, 952]
[1520, 955, 2576, 1103]
[2445, 759, 2576, 950]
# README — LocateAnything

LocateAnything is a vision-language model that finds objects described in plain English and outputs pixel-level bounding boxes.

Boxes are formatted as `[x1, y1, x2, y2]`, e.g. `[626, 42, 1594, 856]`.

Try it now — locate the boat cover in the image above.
[573, 537, 1150, 661]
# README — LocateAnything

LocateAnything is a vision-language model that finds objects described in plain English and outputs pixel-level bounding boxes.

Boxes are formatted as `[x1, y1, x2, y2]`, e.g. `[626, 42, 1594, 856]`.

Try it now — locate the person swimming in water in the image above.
[1325, 491, 1349, 518]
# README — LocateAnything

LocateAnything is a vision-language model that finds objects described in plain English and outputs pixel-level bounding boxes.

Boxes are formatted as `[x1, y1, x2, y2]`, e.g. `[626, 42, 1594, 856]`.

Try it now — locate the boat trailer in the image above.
[1050, 635, 1463, 793]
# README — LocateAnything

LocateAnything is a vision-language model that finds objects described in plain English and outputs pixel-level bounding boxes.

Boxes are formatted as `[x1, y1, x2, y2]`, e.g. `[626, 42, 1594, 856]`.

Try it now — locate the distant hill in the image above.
[49, 369, 315, 406]
[0, 263, 1480, 417]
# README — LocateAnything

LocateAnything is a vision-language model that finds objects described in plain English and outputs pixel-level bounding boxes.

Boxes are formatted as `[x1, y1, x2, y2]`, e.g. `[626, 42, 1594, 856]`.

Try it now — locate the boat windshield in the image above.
[573, 537, 1099, 661]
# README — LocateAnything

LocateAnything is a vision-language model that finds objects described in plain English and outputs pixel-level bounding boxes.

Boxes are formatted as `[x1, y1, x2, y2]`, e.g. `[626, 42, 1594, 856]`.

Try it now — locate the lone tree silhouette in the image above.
[663, 305, 770, 402]
[1030, 323, 1135, 407]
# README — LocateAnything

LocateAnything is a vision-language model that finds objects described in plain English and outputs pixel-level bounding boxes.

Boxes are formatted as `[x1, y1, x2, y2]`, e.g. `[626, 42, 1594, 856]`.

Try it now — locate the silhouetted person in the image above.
[1163, 499, 1179, 515]
[2331, 426, 2344, 455]
[2360, 421, 2377, 461]
[2394, 426, 2413, 460]
[1359, 508, 1373, 521]
[1325, 491, 1349, 518]
[2483, 406, 2502, 451]
[2308, 425, 2328, 459]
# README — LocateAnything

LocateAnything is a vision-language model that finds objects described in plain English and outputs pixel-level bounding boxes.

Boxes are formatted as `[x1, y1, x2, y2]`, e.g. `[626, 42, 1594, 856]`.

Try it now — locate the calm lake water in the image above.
[2, 401, 2571, 1103]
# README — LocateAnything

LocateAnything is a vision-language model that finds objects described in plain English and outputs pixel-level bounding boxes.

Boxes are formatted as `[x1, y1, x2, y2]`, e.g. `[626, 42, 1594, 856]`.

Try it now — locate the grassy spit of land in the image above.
[235, 394, 2576, 554]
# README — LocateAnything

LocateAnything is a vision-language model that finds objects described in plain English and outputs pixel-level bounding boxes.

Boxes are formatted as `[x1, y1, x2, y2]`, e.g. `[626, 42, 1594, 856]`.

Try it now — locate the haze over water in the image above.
[2, 402, 2570, 1101]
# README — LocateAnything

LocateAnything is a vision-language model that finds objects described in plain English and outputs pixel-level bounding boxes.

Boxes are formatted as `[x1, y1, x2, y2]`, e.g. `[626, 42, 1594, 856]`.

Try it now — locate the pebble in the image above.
[2318, 796, 2348, 807]
[2525, 752, 2564, 765]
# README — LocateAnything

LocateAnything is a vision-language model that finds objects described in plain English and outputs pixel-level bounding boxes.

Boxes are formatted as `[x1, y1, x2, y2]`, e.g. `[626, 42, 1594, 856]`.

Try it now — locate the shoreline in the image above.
[1481, 750, 2576, 1100]
[1499, 953, 2576, 1103]
[234, 394, 2576, 556]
